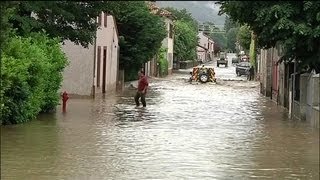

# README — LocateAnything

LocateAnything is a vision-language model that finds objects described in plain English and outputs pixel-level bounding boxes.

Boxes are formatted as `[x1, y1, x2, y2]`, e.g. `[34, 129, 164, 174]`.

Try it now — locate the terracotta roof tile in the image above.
[146, 1, 174, 19]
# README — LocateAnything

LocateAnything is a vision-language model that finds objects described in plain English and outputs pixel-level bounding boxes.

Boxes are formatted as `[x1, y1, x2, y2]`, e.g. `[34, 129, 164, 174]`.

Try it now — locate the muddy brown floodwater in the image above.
[1, 63, 319, 180]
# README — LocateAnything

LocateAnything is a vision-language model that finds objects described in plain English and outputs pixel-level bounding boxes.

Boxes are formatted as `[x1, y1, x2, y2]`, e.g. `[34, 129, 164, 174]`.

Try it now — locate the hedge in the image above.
[158, 47, 168, 77]
[0, 33, 68, 125]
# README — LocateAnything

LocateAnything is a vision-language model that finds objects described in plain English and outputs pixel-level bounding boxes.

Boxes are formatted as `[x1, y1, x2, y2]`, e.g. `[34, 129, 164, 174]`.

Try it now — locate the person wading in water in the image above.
[135, 70, 149, 107]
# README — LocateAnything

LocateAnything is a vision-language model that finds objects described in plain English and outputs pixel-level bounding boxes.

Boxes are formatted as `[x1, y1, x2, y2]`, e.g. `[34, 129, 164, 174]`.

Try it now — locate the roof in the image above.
[197, 44, 208, 50]
[147, 1, 176, 20]
[198, 31, 214, 43]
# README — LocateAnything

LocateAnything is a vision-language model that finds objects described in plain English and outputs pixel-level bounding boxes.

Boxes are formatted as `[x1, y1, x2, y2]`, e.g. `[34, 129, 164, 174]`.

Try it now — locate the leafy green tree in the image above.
[210, 32, 227, 50]
[224, 15, 238, 32]
[218, 1, 320, 72]
[157, 47, 168, 77]
[103, 1, 167, 81]
[164, 7, 198, 61]
[163, 7, 198, 31]
[237, 24, 251, 51]
[0, 1, 17, 50]
[8, 1, 104, 48]
[226, 27, 238, 52]
[174, 20, 198, 61]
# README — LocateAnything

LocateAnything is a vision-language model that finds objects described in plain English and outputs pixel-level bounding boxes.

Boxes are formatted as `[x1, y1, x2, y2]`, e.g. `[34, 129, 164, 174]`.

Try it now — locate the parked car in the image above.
[190, 65, 217, 83]
[232, 57, 240, 64]
[240, 55, 249, 62]
[236, 62, 250, 76]
[217, 57, 228, 67]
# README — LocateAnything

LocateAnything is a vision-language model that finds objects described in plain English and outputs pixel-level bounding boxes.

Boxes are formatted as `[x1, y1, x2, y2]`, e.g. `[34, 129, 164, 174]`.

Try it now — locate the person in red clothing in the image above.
[135, 70, 149, 107]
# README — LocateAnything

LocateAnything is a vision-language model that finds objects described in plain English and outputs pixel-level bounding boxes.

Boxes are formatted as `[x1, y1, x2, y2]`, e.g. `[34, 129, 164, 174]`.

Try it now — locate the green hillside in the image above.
[156, 1, 226, 29]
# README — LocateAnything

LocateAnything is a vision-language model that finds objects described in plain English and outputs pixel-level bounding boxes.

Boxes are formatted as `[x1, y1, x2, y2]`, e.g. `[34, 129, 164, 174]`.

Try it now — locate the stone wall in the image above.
[306, 73, 319, 128]
[61, 40, 95, 97]
[179, 61, 199, 69]
[258, 46, 319, 128]
[291, 73, 319, 128]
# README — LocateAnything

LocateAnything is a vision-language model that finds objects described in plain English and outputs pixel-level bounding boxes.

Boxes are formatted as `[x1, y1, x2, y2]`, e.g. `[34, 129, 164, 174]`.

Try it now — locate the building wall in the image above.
[259, 47, 319, 128]
[306, 74, 319, 128]
[61, 41, 95, 97]
[197, 46, 207, 62]
[94, 13, 119, 95]
[165, 18, 174, 74]
[198, 32, 208, 49]
[198, 32, 214, 61]
[61, 13, 119, 98]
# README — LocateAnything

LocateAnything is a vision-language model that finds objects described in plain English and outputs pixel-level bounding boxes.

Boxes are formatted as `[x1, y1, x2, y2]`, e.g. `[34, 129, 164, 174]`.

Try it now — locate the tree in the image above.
[8, 1, 105, 48]
[224, 15, 238, 32]
[103, 1, 167, 80]
[210, 32, 227, 50]
[237, 24, 251, 51]
[249, 32, 257, 69]
[174, 20, 198, 61]
[226, 27, 238, 52]
[165, 7, 198, 61]
[164, 7, 198, 31]
[218, 1, 320, 72]
[0, 1, 17, 50]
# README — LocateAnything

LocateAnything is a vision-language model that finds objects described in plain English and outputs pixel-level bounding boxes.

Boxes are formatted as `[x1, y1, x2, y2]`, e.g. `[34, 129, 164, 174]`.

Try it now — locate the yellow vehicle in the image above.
[190, 65, 217, 83]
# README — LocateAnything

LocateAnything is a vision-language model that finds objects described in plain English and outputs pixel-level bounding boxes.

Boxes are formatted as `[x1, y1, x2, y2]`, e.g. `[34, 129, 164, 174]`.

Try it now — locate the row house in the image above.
[145, 1, 175, 77]
[197, 44, 208, 63]
[197, 31, 214, 63]
[61, 12, 120, 98]
[258, 47, 319, 128]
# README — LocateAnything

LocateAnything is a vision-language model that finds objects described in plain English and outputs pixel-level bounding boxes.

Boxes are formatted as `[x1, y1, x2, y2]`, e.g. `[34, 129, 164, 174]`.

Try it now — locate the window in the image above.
[169, 24, 173, 38]
[104, 13, 108, 27]
[97, 46, 101, 87]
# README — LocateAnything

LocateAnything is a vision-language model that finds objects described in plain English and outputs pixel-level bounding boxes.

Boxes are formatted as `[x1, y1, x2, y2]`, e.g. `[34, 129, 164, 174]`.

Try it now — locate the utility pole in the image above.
[291, 59, 297, 119]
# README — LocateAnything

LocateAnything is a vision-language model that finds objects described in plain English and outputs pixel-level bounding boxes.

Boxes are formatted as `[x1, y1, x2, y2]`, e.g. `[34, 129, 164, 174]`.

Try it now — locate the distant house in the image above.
[197, 45, 208, 63]
[145, 1, 175, 76]
[60, 12, 119, 98]
[197, 31, 214, 63]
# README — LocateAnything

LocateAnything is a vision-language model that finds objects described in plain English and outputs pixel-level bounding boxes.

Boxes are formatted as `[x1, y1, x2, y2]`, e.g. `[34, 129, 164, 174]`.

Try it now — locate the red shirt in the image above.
[138, 75, 148, 92]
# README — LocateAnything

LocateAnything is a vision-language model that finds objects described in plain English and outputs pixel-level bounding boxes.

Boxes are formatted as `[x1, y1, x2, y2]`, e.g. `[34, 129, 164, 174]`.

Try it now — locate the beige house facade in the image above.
[145, 1, 175, 77]
[162, 17, 174, 75]
[197, 31, 214, 62]
[61, 13, 119, 98]
[197, 45, 208, 63]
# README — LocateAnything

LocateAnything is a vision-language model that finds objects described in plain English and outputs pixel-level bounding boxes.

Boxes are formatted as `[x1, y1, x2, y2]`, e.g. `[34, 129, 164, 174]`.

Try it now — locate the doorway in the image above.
[102, 47, 107, 93]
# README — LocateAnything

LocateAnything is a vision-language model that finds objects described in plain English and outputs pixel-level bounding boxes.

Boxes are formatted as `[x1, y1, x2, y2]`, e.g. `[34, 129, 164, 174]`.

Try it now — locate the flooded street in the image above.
[1, 57, 319, 180]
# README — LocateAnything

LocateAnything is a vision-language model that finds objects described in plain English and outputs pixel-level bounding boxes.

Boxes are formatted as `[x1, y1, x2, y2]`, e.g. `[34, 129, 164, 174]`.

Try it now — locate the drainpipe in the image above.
[92, 33, 97, 98]
[291, 59, 297, 119]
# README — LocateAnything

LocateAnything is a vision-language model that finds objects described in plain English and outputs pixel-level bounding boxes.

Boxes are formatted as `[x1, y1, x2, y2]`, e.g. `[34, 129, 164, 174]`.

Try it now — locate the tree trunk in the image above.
[249, 31, 257, 80]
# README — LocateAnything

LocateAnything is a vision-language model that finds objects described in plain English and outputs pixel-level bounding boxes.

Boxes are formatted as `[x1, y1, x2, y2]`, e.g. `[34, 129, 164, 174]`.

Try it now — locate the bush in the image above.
[158, 47, 168, 77]
[0, 33, 67, 125]
[124, 67, 139, 82]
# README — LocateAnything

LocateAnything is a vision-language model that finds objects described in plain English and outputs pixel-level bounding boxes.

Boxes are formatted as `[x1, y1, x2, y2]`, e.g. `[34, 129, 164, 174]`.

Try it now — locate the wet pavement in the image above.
[1, 54, 319, 180]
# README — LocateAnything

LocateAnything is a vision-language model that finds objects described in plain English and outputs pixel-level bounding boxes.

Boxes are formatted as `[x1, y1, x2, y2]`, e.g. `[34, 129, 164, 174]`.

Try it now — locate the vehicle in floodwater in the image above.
[190, 65, 217, 83]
